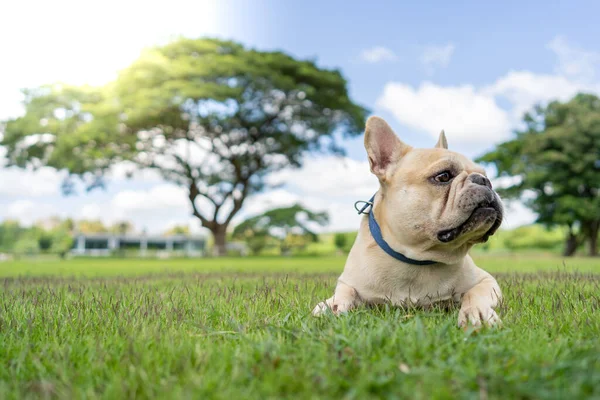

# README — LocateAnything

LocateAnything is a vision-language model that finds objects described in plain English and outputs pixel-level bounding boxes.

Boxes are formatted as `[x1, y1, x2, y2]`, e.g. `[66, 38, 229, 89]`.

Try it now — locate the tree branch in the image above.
[188, 181, 211, 228]
[225, 181, 249, 226]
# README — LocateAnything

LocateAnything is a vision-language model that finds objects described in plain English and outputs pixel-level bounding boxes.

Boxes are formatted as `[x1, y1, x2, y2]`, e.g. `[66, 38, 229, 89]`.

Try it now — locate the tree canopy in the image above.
[478, 93, 600, 256]
[1, 85, 125, 193]
[2, 38, 367, 255]
[232, 204, 329, 255]
[0, 219, 73, 258]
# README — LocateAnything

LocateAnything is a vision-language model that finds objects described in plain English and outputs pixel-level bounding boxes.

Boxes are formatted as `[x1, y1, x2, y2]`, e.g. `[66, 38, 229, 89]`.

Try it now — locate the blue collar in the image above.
[355, 194, 437, 266]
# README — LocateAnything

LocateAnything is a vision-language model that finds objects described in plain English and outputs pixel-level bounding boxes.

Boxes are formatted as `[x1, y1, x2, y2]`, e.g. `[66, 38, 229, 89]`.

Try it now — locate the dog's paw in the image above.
[311, 297, 352, 317]
[458, 305, 501, 328]
[312, 301, 330, 317]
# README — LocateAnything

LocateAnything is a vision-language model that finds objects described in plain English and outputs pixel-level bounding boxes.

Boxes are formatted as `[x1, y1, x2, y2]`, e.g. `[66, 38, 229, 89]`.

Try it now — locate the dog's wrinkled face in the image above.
[393, 149, 504, 246]
[365, 116, 503, 260]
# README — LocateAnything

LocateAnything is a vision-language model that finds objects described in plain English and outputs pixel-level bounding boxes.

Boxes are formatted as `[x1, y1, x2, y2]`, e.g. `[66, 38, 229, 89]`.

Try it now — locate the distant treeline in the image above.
[0, 218, 191, 257]
[0, 218, 584, 258]
[231, 224, 572, 257]
[0, 219, 73, 257]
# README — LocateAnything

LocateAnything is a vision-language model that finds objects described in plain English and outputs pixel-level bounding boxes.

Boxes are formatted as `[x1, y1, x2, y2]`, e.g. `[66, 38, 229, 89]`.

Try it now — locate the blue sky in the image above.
[1, 0, 599, 233]
[248, 0, 600, 156]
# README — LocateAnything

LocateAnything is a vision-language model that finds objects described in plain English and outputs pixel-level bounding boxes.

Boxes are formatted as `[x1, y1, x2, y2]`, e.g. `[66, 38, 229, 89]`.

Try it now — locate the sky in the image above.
[2, 0, 600, 235]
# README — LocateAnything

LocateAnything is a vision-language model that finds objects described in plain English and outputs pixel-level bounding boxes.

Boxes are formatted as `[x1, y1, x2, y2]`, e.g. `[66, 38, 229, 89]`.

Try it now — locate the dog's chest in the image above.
[351, 261, 463, 305]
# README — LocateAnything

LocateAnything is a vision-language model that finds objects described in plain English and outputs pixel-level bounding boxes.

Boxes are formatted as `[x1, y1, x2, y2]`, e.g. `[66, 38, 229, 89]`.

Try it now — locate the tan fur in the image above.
[313, 117, 503, 327]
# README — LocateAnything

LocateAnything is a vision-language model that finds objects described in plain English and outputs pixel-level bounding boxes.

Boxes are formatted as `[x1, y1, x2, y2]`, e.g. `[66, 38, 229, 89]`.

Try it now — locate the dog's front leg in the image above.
[458, 274, 502, 327]
[312, 281, 360, 316]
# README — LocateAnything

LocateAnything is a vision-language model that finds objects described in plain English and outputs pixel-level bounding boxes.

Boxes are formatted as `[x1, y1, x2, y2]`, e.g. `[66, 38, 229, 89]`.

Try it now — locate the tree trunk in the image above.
[588, 221, 599, 257]
[563, 230, 578, 257]
[212, 226, 228, 257]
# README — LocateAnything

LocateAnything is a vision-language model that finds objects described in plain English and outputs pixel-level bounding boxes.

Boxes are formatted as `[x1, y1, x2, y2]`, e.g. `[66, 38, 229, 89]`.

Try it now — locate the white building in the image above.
[71, 234, 206, 257]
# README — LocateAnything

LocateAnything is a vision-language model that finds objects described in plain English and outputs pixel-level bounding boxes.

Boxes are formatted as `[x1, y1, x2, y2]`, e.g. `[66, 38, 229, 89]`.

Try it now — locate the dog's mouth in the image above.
[437, 198, 503, 244]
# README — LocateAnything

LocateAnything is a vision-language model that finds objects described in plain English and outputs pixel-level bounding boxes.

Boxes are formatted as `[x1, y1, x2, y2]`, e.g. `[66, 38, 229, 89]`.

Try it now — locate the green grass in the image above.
[0, 253, 599, 278]
[1, 255, 599, 399]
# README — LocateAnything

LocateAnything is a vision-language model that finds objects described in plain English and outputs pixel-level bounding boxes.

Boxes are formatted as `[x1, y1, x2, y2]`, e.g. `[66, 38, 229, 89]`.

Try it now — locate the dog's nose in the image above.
[468, 173, 492, 189]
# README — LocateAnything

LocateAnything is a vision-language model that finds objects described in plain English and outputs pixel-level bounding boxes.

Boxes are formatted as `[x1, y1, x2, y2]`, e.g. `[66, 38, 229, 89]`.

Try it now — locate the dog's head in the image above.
[364, 116, 503, 264]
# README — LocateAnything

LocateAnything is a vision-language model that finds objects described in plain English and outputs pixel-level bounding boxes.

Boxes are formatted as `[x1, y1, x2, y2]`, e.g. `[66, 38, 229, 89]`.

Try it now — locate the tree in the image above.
[0, 220, 25, 252]
[36, 228, 53, 251]
[111, 221, 135, 235]
[233, 204, 329, 255]
[49, 228, 74, 258]
[502, 225, 564, 251]
[478, 93, 600, 256]
[77, 220, 109, 234]
[1, 38, 367, 256]
[334, 233, 348, 252]
[164, 225, 191, 237]
[0, 85, 121, 193]
[13, 235, 40, 256]
[232, 229, 270, 256]
[0, 219, 74, 256]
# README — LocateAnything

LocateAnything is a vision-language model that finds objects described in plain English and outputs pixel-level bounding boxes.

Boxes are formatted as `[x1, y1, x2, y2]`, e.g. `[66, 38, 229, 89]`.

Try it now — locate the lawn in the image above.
[1, 255, 599, 399]
[1, 253, 599, 277]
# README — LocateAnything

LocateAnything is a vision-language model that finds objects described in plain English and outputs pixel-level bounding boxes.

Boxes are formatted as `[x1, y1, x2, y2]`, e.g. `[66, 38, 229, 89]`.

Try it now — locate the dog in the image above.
[312, 117, 504, 327]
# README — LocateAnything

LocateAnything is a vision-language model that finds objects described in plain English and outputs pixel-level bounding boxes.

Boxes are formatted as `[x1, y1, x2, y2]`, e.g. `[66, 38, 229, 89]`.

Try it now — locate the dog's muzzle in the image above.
[437, 177, 503, 243]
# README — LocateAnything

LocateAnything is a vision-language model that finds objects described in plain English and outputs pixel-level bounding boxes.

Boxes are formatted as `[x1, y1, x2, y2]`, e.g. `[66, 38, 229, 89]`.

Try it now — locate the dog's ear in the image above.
[364, 116, 411, 181]
[435, 130, 448, 149]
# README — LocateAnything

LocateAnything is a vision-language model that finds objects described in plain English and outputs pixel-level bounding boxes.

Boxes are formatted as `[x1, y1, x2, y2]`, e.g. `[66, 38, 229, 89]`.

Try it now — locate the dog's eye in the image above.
[434, 171, 453, 183]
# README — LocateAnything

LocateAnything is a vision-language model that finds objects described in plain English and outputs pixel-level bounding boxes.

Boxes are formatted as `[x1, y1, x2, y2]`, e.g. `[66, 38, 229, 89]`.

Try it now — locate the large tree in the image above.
[233, 204, 329, 255]
[1, 38, 367, 255]
[478, 93, 600, 256]
[1, 85, 124, 194]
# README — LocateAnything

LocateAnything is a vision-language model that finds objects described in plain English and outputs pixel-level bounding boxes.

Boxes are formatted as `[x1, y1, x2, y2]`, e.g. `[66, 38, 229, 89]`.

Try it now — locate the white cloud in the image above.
[267, 156, 377, 198]
[112, 185, 188, 211]
[108, 161, 163, 182]
[78, 203, 104, 220]
[239, 189, 301, 218]
[233, 187, 365, 234]
[501, 200, 537, 230]
[0, 167, 64, 197]
[421, 43, 455, 73]
[483, 70, 594, 121]
[378, 36, 600, 145]
[232, 156, 379, 232]
[486, 167, 523, 190]
[481, 37, 600, 125]
[377, 82, 512, 142]
[360, 46, 398, 64]
[547, 36, 600, 82]
[300, 196, 364, 233]
[6, 200, 60, 226]
[70, 184, 197, 234]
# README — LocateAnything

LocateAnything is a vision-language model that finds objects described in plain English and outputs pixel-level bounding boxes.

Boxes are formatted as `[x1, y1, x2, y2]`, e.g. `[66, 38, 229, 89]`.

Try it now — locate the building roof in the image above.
[74, 234, 205, 242]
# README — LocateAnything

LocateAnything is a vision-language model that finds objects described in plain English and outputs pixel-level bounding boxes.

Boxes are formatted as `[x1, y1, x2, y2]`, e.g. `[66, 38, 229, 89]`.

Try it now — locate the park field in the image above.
[1, 255, 599, 399]
[1, 253, 599, 278]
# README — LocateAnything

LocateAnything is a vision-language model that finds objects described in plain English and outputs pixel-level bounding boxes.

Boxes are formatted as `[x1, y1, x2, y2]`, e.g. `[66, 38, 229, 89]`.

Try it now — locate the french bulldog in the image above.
[312, 117, 504, 327]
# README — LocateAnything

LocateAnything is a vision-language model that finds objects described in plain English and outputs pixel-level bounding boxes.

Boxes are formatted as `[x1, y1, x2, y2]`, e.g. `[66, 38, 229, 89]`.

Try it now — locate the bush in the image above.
[13, 237, 40, 255]
[334, 233, 347, 251]
[503, 225, 564, 251]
